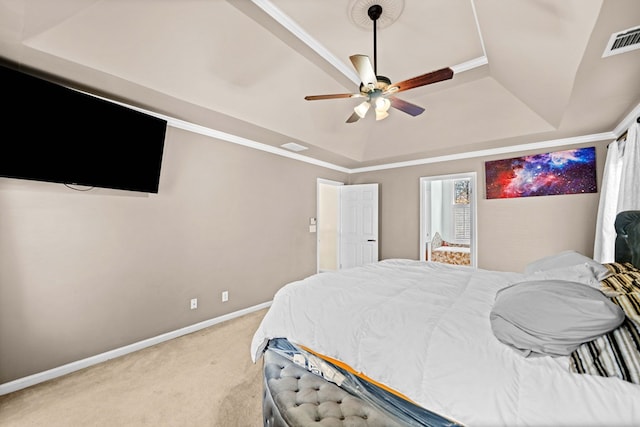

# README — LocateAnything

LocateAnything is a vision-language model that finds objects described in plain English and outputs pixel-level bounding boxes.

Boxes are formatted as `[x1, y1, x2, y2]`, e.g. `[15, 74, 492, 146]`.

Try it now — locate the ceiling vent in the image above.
[281, 142, 308, 152]
[602, 25, 640, 57]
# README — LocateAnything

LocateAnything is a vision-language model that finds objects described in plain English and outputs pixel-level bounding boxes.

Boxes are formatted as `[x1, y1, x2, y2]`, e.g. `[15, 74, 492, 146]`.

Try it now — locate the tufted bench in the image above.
[262, 348, 404, 427]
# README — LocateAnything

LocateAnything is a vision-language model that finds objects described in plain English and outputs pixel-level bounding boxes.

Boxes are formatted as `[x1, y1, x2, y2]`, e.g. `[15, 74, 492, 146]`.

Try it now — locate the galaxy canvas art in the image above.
[485, 147, 597, 199]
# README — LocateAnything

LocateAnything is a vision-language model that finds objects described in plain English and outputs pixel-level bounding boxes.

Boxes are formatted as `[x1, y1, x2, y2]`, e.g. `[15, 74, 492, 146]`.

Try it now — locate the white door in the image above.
[340, 183, 379, 269]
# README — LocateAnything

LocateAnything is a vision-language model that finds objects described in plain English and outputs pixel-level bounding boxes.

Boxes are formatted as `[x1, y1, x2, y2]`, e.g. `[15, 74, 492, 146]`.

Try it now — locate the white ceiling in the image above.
[1, 0, 639, 170]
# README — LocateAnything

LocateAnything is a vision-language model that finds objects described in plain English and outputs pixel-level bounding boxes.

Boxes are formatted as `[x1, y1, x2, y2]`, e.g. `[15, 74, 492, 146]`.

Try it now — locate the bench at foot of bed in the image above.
[262, 348, 404, 427]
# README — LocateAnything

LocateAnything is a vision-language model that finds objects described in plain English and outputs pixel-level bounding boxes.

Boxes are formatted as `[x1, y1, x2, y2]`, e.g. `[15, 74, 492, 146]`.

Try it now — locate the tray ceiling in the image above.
[1, 0, 639, 170]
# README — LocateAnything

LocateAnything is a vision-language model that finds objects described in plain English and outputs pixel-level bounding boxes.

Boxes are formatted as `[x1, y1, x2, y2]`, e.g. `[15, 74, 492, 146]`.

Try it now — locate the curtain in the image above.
[593, 122, 640, 262]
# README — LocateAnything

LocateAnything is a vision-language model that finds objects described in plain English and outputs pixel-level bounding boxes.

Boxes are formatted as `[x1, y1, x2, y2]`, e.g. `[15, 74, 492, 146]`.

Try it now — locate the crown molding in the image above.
[89, 85, 633, 175]
[349, 132, 615, 173]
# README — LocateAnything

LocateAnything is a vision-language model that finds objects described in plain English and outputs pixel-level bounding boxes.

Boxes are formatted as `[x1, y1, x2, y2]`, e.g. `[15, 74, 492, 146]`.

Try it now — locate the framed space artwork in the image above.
[485, 147, 597, 199]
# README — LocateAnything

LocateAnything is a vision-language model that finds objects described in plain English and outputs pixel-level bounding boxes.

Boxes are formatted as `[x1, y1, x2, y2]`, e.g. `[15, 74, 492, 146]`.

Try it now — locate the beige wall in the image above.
[0, 126, 347, 383]
[0, 127, 609, 384]
[350, 142, 608, 272]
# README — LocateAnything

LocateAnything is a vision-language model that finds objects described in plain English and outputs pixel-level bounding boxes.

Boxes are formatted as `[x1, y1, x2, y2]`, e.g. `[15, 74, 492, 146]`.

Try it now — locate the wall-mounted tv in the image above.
[0, 62, 167, 193]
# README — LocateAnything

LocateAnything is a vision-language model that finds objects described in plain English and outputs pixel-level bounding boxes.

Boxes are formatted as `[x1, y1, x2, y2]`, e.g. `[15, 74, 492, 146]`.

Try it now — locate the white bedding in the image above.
[251, 259, 640, 426]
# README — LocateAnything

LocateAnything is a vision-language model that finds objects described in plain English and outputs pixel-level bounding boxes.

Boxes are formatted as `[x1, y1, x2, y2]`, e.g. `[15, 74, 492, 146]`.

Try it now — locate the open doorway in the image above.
[317, 179, 343, 272]
[317, 179, 379, 272]
[420, 173, 477, 267]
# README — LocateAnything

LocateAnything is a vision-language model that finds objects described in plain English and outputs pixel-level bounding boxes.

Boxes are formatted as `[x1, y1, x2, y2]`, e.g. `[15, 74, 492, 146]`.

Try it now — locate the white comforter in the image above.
[251, 259, 640, 426]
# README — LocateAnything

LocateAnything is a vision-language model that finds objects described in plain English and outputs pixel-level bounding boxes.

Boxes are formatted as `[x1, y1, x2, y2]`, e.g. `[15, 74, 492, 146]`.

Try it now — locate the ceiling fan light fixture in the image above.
[354, 101, 371, 118]
[374, 96, 391, 113]
[375, 109, 389, 121]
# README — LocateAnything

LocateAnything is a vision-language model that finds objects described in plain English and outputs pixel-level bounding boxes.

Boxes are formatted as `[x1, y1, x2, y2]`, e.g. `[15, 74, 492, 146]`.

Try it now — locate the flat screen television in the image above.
[0, 62, 167, 193]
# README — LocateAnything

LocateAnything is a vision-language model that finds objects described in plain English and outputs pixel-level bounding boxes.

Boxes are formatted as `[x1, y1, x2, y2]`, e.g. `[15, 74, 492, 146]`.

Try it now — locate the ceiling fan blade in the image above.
[346, 111, 361, 123]
[350, 54, 377, 87]
[385, 67, 454, 94]
[389, 96, 425, 117]
[304, 93, 362, 101]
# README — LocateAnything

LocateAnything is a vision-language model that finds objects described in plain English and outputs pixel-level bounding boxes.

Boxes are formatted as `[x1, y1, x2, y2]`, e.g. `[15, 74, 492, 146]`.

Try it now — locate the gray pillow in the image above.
[525, 264, 608, 291]
[524, 250, 611, 281]
[490, 280, 625, 357]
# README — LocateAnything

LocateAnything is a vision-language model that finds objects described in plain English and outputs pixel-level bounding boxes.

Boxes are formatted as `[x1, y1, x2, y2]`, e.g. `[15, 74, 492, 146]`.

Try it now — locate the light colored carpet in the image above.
[0, 308, 268, 427]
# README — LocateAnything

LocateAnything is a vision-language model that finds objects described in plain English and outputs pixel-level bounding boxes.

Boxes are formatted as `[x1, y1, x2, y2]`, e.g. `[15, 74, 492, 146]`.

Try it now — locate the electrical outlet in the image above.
[221, 291, 229, 302]
[190, 298, 198, 310]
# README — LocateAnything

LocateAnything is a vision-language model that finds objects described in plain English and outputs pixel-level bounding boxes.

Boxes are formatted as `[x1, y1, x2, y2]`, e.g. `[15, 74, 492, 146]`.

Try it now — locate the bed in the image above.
[252, 211, 640, 426]
[428, 232, 471, 266]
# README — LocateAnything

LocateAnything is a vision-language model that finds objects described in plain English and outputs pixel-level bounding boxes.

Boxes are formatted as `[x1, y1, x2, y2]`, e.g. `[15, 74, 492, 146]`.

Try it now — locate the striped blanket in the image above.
[569, 263, 640, 384]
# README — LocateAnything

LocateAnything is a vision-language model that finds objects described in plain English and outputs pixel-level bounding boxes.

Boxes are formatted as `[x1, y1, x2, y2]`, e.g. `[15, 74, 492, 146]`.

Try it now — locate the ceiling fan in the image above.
[304, 4, 454, 123]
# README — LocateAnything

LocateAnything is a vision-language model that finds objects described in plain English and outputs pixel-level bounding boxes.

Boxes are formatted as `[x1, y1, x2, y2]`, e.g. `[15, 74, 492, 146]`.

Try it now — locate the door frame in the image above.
[420, 172, 478, 267]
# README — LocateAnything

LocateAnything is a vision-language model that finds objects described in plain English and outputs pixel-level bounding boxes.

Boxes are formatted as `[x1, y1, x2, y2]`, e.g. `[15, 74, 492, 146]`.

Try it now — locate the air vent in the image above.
[281, 142, 308, 152]
[602, 26, 640, 57]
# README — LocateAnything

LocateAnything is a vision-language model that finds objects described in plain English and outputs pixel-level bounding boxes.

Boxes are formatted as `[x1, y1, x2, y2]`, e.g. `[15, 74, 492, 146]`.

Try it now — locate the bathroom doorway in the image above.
[420, 173, 477, 267]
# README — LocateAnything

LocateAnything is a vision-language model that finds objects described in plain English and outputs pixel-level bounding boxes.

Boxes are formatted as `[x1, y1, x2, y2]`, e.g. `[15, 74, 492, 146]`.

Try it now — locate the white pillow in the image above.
[524, 250, 610, 281]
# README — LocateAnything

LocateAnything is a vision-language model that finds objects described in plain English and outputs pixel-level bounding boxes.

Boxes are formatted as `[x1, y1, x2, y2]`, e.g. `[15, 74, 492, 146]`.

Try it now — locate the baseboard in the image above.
[0, 301, 272, 396]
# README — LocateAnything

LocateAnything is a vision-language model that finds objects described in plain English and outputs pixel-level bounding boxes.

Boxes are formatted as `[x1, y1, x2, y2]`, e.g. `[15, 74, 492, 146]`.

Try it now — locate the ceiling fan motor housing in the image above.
[359, 75, 391, 95]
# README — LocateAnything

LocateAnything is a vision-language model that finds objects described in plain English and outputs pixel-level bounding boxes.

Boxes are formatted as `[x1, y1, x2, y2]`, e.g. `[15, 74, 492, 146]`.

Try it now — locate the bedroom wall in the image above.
[0, 126, 347, 384]
[0, 128, 610, 386]
[350, 142, 609, 272]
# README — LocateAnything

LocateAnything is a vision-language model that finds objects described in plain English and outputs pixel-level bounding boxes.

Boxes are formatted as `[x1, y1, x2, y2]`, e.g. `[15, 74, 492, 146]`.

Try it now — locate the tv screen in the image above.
[0, 63, 167, 193]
